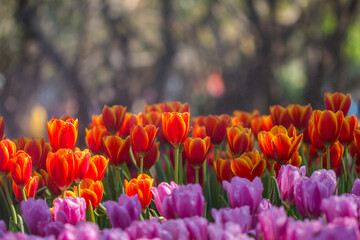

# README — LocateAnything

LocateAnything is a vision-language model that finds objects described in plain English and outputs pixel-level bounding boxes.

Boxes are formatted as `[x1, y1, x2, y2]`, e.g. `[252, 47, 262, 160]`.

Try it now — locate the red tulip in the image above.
[192, 125, 207, 139]
[130, 125, 158, 158]
[84, 155, 108, 181]
[232, 110, 260, 128]
[102, 105, 127, 135]
[103, 135, 130, 167]
[339, 115, 358, 146]
[16, 137, 51, 171]
[287, 104, 312, 132]
[162, 112, 190, 147]
[226, 126, 254, 157]
[310, 110, 343, 146]
[120, 113, 139, 137]
[163, 101, 190, 113]
[13, 176, 38, 201]
[0, 139, 17, 174]
[74, 178, 103, 209]
[46, 148, 75, 191]
[184, 137, 211, 167]
[205, 114, 231, 145]
[85, 126, 110, 154]
[270, 105, 292, 128]
[47, 118, 78, 151]
[214, 158, 235, 183]
[91, 114, 104, 128]
[73, 148, 90, 184]
[260, 115, 273, 132]
[124, 174, 153, 209]
[324, 92, 351, 116]
[11, 151, 32, 188]
[321, 142, 344, 169]
[231, 149, 266, 181]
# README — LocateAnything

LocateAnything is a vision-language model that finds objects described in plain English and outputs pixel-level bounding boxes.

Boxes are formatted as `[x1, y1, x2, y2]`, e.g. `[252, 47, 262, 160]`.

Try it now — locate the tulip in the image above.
[227, 126, 254, 157]
[20, 137, 51, 171]
[314, 217, 360, 240]
[207, 222, 251, 240]
[321, 195, 358, 223]
[310, 110, 343, 146]
[52, 197, 86, 225]
[258, 125, 303, 165]
[184, 137, 210, 182]
[231, 149, 266, 181]
[13, 176, 38, 202]
[134, 141, 159, 170]
[258, 206, 288, 240]
[223, 176, 263, 213]
[84, 155, 108, 182]
[160, 184, 204, 219]
[85, 126, 110, 155]
[0, 116, 4, 140]
[124, 174, 153, 209]
[11, 150, 32, 188]
[271, 151, 302, 177]
[101, 229, 131, 240]
[285, 218, 322, 240]
[120, 113, 139, 137]
[163, 101, 190, 113]
[125, 219, 160, 239]
[73, 148, 90, 185]
[103, 194, 141, 229]
[103, 135, 130, 167]
[130, 124, 157, 157]
[58, 222, 100, 240]
[277, 165, 306, 205]
[321, 141, 344, 169]
[324, 92, 352, 116]
[214, 158, 235, 183]
[159, 219, 190, 240]
[287, 104, 312, 132]
[74, 178, 103, 209]
[270, 105, 292, 128]
[351, 178, 360, 196]
[47, 118, 78, 151]
[232, 110, 260, 128]
[151, 181, 178, 217]
[257, 198, 273, 213]
[307, 121, 326, 152]
[102, 105, 127, 135]
[192, 125, 207, 139]
[0, 139, 17, 174]
[138, 111, 162, 126]
[204, 114, 231, 145]
[162, 112, 190, 147]
[211, 206, 252, 233]
[46, 148, 75, 192]
[91, 114, 104, 128]
[20, 198, 53, 236]
[144, 102, 163, 113]
[294, 170, 336, 218]
[339, 115, 358, 146]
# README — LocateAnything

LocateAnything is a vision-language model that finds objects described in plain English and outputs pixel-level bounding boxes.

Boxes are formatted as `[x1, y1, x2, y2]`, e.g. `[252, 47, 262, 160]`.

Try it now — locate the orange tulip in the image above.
[13, 176, 38, 201]
[40, 169, 61, 196]
[231, 149, 266, 181]
[138, 111, 167, 143]
[310, 110, 343, 146]
[307, 121, 326, 152]
[192, 125, 207, 139]
[47, 118, 78, 151]
[324, 92, 351, 116]
[85, 126, 110, 154]
[339, 115, 358, 146]
[163, 101, 190, 113]
[353, 129, 360, 152]
[232, 110, 260, 128]
[205, 115, 231, 145]
[16, 137, 51, 171]
[261, 115, 273, 132]
[91, 114, 104, 128]
[250, 117, 261, 140]
[124, 174, 153, 209]
[134, 142, 160, 170]
[287, 104, 312, 132]
[103, 135, 130, 167]
[120, 113, 139, 137]
[0, 139, 17, 174]
[270, 105, 292, 128]
[102, 105, 127, 135]
[130, 125, 158, 158]
[227, 126, 254, 157]
[214, 158, 235, 183]
[74, 178, 103, 209]
[0, 116, 4, 140]
[321, 142, 344, 169]
[162, 112, 190, 147]
[184, 137, 211, 167]
[11, 151, 32, 188]
[73, 148, 90, 184]
[84, 155, 108, 181]
[258, 125, 303, 164]
[192, 116, 206, 127]
[144, 103, 163, 113]
[46, 149, 75, 191]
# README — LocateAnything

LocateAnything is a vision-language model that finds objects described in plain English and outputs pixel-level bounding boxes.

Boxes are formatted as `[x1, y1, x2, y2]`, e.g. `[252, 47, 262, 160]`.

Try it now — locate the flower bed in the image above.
[0, 92, 360, 239]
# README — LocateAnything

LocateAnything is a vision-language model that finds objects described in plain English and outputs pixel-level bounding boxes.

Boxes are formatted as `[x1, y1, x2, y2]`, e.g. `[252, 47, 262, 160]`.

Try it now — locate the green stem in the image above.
[326, 145, 331, 170]
[195, 167, 199, 184]
[21, 187, 27, 202]
[129, 147, 140, 171]
[118, 167, 125, 194]
[77, 183, 81, 198]
[299, 142, 308, 174]
[61, 190, 65, 198]
[179, 148, 183, 184]
[140, 156, 144, 175]
[174, 147, 180, 184]
[0, 186, 11, 219]
[4, 178, 17, 225]
[341, 146, 348, 186]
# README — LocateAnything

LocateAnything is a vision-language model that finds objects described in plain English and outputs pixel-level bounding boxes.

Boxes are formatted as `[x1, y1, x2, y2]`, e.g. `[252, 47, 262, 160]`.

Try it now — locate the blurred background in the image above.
[1, 0, 360, 143]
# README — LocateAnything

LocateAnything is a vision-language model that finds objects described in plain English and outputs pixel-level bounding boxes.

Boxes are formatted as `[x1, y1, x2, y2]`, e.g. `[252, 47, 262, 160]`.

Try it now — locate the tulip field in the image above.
[1, 92, 360, 239]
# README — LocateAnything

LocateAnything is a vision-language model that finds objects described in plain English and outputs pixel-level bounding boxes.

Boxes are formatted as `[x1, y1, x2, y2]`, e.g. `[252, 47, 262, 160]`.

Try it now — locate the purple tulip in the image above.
[258, 206, 288, 240]
[294, 170, 336, 219]
[208, 222, 253, 240]
[183, 217, 208, 240]
[351, 178, 360, 196]
[0, 220, 6, 237]
[312, 217, 360, 240]
[321, 195, 358, 223]
[277, 165, 306, 205]
[2, 232, 55, 240]
[20, 198, 53, 236]
[100, 229, 130, 240]
[285, 218, 322, 240]
[43, 222, 65, 238]
[257, 199, 272, 213]
[160, 219, 190, 239]
[211, 206, 252, 233]
[57, 222, 100, 240]
[152, 181, 178, 217]
[103, 194, 141, 229]
[52, 197, 86, 225]
[125, 219, 160, 239]
[223, 176, 263, 213]
[161, 184, 204, 219]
